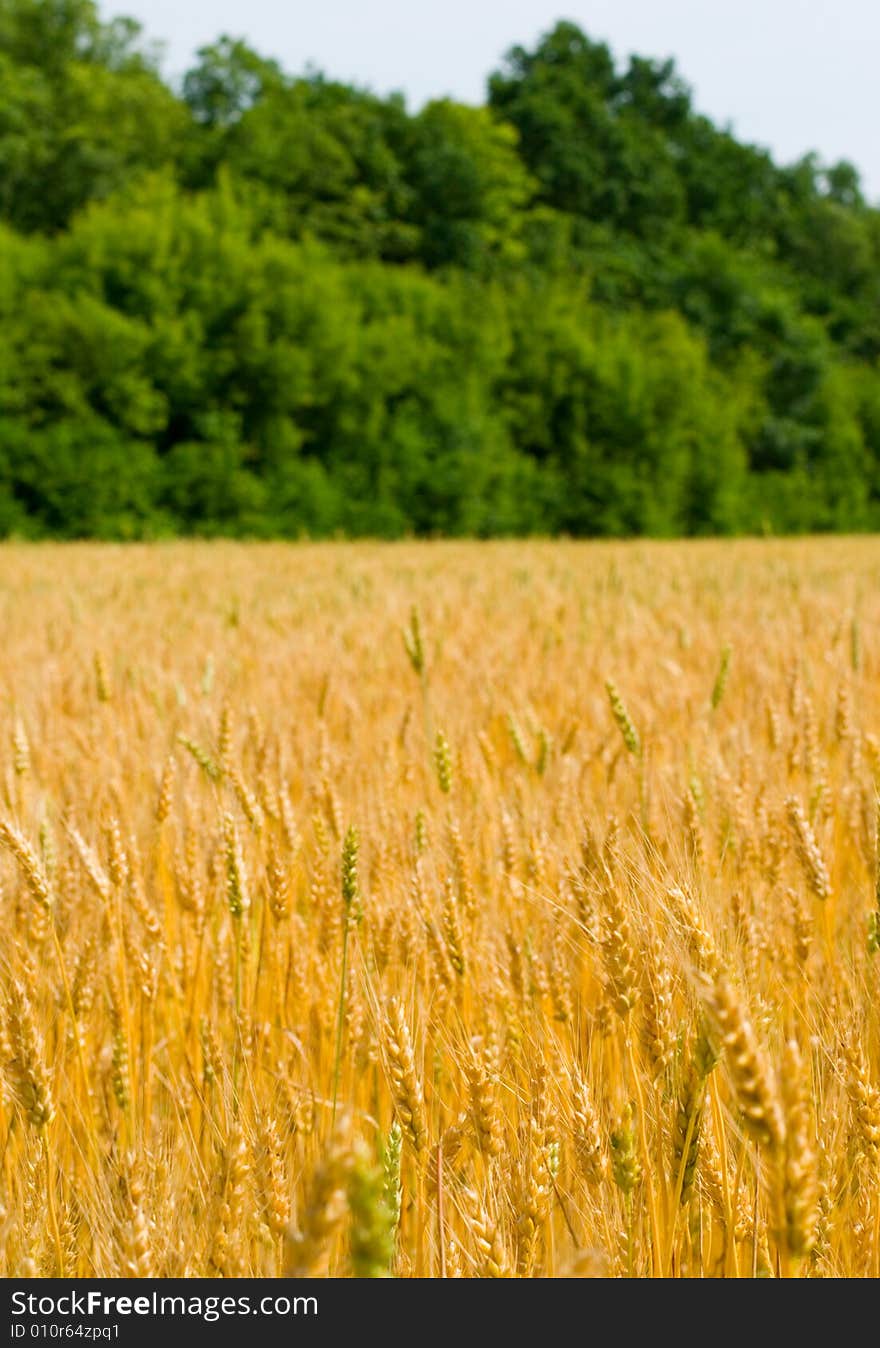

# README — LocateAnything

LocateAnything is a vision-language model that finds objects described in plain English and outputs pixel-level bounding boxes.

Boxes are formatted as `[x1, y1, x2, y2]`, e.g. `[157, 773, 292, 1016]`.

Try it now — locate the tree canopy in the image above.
[1, 3, 879, 537]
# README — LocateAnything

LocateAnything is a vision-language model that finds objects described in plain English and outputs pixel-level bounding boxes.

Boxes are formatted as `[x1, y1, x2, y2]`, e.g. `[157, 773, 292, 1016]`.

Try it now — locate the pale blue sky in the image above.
[100, 1, 880, 200]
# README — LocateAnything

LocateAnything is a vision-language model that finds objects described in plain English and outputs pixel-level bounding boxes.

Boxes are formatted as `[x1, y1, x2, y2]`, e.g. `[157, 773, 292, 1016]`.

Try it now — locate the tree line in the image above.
[2, 1, 879, 537]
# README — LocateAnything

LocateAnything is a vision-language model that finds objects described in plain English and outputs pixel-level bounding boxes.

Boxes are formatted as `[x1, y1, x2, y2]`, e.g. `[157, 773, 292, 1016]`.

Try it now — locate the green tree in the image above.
[183, 36, 283, 128]
[0, 0, 186, 232]
[218, 77, 416, 258]
[1, 11, 879, 541]
[489, 21, 685, 237]
[403, 100, 534, 270]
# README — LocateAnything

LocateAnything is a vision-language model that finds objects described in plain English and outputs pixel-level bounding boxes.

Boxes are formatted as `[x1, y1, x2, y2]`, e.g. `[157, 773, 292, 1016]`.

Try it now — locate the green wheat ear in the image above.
[605, 679, 641, 757]
[348, 1141, 396, 1278]
[333, 824, 361, 1124]
[434, 730, 453, 793]
[341, 825, 362, 925]
[610, 1102, 641, 1195]
[383, 1122, 403, 1234]
[711, 643, 732, 709]
[177, 733, 221, 782]
[403, 606, 425, 676]
[870, 797, 880, 954]
[507, 713, 528, 764]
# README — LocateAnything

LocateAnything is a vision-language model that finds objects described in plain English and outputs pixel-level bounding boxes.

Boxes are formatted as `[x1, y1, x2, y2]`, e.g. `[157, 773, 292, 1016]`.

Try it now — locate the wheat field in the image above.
[1, 538, 879, 1278]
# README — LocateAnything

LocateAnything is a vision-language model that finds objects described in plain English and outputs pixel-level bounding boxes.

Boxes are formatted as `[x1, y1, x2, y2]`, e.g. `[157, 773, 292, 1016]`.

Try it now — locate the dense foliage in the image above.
[2, 2, 879, 537]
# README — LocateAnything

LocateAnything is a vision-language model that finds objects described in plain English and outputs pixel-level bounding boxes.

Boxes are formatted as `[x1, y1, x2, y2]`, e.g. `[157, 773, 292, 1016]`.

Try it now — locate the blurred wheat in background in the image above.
[1, 538, 879, 1278]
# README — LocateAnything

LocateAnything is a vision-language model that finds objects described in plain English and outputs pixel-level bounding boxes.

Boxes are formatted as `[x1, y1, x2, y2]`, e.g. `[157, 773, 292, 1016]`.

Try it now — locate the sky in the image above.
[99, 1, 880, 201]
